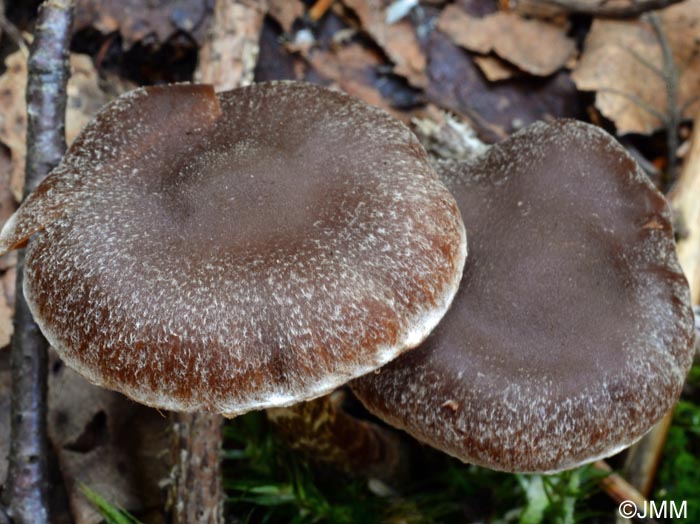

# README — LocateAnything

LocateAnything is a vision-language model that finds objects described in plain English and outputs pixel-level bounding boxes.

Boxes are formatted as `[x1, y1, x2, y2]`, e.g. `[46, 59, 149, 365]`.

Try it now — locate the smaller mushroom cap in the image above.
[352, 120, 695, 473]
[0, 82, 466, 416]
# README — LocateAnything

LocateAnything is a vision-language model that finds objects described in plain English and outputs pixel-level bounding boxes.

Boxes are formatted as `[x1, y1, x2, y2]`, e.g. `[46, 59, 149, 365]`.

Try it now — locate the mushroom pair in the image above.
[0, 82, 694, 476]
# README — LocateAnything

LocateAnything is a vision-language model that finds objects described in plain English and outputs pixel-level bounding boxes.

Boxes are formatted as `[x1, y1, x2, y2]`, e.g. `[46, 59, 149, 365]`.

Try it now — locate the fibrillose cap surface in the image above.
[352, 120, 695, 473]
[0, 82, 466, 416]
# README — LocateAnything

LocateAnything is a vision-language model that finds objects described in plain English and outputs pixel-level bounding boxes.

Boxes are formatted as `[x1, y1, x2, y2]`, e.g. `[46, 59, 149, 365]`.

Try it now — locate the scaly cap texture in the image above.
[352, 120, 695, 473]
[1, 82, 467, 416]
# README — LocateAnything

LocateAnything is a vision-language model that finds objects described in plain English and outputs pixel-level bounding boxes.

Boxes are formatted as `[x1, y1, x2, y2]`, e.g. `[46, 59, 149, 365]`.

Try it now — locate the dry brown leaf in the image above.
[0, 52, 28, 203]
[0, 140, 17, 227]
[308, 44, 406, 120]
[669, 115, 700, 305]
[75, 0, 211, 46]
[437, 4, 575, 76]
[1, 264, 15, 310]
[425, 28, 581, 141]
[66, 56, 114, 146]
[0, 53, 123, 203]
[0, 288, 12, 349]
[0, 352, 10, 484]
[572, 0, 700, 135]
[342, 0, 428, 87]
[473, 55, 522, 81]
[49, 353, 168, 524]
[268, 0, 304, 32]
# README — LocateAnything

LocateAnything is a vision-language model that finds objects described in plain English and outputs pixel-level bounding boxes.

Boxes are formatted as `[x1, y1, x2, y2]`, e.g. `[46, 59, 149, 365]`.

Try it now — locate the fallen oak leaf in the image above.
[473, 55, 522, 81]
[0, 289, 11, 349]
[48, 353, 168, 524]
[308, 43, 401, 117]
[65, 55, 114, 146]
[437, 4, 576, 77]
[341, 0, 428, 87]
[424, 27, 582, 141]
[268, 0, 304, 33]
[0, 53, 124, 204]
[0, 52, 27, 203]
[571, 0, 700, 135]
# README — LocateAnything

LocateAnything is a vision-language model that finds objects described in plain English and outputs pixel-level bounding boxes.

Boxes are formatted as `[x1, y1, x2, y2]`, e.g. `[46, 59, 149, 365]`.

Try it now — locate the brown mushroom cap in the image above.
[0, 82, 466, 416]
[352, 120, 695, 473]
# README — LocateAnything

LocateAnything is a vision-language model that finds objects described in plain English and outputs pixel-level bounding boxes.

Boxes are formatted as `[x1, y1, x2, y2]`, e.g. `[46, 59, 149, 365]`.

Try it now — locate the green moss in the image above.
[222, 412, 604, 524]
[655, 394, 700, 524]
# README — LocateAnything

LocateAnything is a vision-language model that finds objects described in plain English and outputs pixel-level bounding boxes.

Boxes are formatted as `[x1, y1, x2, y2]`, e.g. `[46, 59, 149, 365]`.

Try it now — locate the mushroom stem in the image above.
[0, 2, 73, 523]
[168, 412, 225, 524]
[267, 391, 413, 485]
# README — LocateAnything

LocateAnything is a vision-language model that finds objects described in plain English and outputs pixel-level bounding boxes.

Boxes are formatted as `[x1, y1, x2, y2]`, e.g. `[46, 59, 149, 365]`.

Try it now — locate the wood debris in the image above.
[195, 0, 267, 90]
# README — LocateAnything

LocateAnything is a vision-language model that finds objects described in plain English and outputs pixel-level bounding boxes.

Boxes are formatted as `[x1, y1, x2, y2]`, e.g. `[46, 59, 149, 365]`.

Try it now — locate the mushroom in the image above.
[0, 81, 466, 416]
[352, 119, 696, 473]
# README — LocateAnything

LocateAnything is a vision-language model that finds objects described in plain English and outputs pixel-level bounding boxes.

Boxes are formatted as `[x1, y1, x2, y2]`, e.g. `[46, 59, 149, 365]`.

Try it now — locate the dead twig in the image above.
[621, 113, 700, 505]
[622, 412, 673, 497]
[0, 0, 30, 57]
[594, 461, 659, 524]
[648, 13, 680, 186]
[0, 2, 73, 524]
[522, 0, 684, 18]
[308, 0, 335, 22]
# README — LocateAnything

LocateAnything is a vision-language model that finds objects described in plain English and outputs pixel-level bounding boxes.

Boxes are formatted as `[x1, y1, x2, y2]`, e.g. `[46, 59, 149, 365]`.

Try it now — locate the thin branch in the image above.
[526, 0, 684, 18]
[24, 0, 73, 195]
[622, 412, 674, 497]
[308, 0, 335, 22]
[593, 461, 659, 524]
[648, 12, 680, 185]
[0, 2, 73, 524]
[0, 0, 30, 57]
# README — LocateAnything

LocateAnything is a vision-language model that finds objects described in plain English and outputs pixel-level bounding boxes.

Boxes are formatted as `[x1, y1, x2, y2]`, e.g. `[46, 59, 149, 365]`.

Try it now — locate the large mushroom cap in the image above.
[352, 120, 695, 473]
[0, 82, 466, 416]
